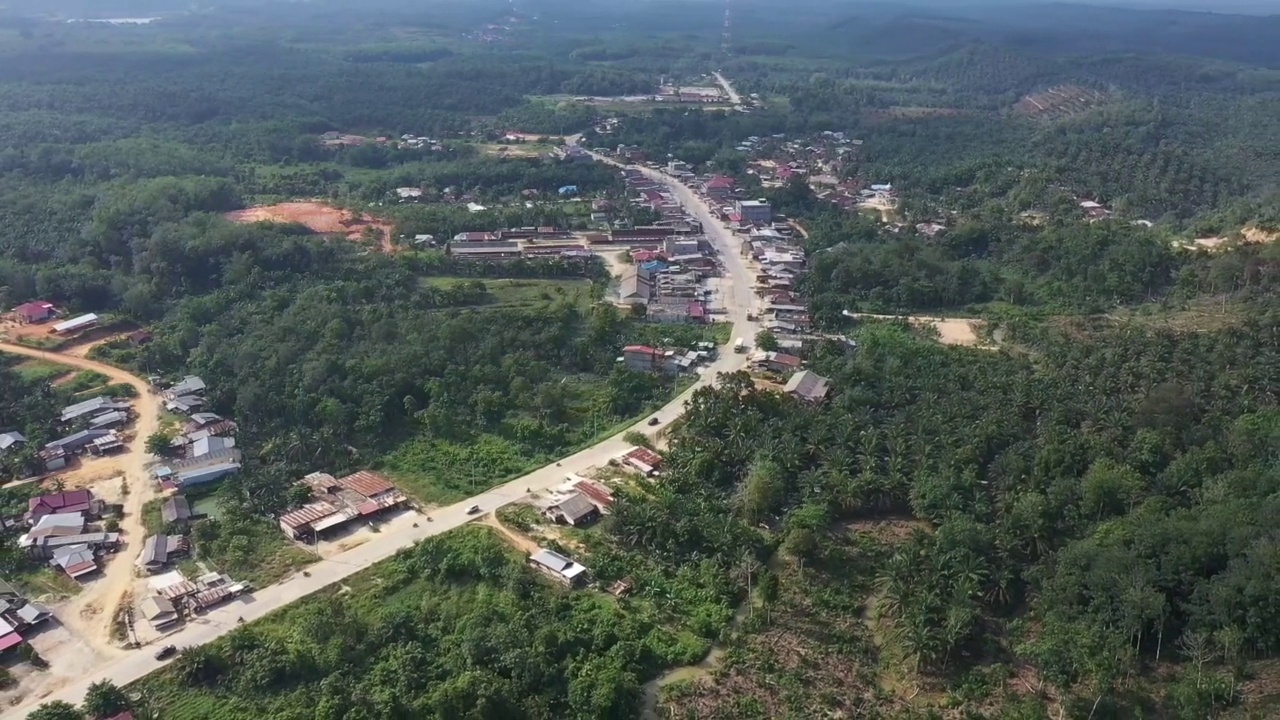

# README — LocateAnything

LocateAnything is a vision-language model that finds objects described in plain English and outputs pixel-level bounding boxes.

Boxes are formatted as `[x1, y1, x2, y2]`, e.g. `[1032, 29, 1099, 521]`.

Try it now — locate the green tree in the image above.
[144, 429, 177, 457]
[81, 680, 129, 719]
[27, 701, 84, 720]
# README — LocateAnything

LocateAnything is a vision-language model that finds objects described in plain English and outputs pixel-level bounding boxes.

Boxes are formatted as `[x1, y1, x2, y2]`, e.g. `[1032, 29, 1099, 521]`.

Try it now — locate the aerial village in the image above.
[0, 110, 850, 700]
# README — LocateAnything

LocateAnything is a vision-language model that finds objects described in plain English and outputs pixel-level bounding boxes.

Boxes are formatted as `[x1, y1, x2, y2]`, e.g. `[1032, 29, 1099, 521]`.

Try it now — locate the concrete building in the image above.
[737, 199, 773, 225]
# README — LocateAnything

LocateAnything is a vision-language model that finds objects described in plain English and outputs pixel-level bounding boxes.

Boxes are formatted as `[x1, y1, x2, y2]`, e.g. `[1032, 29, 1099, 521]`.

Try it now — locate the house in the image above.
[279, 471, 408, 540]
[13, 301, 55, 324]
[50, 544, 100, 579]
[164, 376, 206, 400]
[528, 548, 589, 587]
[737, 199, 773, 225]
[137, 535, 190, 573]
[27, 490, 97, 523]
[783, 370, 832, 404]
[60, 396, 130, 424]
[10, 602, 52, 628]
[190, 436, 235, 461]
[0, 432, 26, 453]
[621, 345, 662, 373]
[38, 447, 66, 472]
[620, 446, 663, 475]
[395, 187, 424, 200]
[543, 493, 601, 527]
[162, 462, 242, 490]
[756, 351, 803, 374]
[28, 531, 118, 561]
[702, 175, 736, 202]
[88, 411, 129, 430]
[0, 630, 22, 653]
[22, 512, 85, 544]
[164, 396, 205, 414]
[571, 480, 615, 509]
[45, 429, 113, 455]
[138, 596, 179, 629]
[51, 313, 98, 335]
[161, 496, 193, 526]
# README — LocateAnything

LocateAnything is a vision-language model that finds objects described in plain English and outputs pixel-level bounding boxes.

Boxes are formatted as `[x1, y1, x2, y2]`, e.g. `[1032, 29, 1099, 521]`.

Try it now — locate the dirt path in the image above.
[0, 342, 163, 659]
[478, 513, 541, 555]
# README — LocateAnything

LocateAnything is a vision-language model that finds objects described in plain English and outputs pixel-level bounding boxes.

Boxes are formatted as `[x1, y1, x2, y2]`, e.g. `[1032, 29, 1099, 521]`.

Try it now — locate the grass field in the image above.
[11, 359, 71, 384]
[421, 277, 595, 310]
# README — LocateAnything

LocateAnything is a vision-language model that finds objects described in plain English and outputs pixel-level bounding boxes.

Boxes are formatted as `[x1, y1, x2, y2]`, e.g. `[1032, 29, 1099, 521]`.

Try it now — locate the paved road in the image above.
[712, 71, 742, 106]
[6, 150, 759, 717]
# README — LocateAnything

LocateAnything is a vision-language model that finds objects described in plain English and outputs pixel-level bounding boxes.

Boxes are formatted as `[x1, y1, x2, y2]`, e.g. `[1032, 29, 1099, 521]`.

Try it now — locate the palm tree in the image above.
[735, 549, 763, 615]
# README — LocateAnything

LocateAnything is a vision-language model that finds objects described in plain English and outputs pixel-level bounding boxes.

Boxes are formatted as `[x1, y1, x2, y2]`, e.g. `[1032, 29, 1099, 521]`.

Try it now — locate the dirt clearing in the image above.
[848, 313, 991, 348]
[226, 202, 396, 253]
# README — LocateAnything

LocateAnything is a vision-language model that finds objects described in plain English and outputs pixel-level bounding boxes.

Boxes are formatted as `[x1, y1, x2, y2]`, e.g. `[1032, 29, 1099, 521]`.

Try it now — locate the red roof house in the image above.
[620, 446, 663, 475]
[630, 250, 666, 263]
[13, 301, 55, 324]
[27, 490, 94, 523]
[0, 633, 23, 652]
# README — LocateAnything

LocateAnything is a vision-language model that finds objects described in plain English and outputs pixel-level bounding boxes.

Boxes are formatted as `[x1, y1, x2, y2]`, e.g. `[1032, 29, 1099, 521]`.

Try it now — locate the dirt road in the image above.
[6, 145, 762, 718]
[713, 71, 743, 106]
[0, 343, 163, 662]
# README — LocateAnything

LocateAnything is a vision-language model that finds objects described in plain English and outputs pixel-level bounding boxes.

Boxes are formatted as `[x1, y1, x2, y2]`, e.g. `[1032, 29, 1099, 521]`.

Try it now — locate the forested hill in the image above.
[726, 1, 1280, 66]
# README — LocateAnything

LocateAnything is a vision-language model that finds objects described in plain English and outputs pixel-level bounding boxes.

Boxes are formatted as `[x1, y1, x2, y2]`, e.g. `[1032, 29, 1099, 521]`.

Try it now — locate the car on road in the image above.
[466, 504, 481, 515]
[155, 645, 178, 661]
[648, 417, 660, 426]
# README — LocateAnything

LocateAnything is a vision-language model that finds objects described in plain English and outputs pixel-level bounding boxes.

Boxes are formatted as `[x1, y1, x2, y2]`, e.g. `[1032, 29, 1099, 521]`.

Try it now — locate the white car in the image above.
[466, 505, 481, 515]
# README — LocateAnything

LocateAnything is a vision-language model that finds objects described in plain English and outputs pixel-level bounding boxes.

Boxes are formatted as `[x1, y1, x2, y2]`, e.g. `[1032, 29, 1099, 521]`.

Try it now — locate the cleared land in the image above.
[1013, 84, 1109, 120]
[225, 201, 395, 252]
[847, 313, 989, 347]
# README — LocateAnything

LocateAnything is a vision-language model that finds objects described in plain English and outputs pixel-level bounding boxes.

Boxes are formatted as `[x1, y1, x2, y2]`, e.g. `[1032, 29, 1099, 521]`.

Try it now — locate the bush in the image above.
[622, 430, 653, 449]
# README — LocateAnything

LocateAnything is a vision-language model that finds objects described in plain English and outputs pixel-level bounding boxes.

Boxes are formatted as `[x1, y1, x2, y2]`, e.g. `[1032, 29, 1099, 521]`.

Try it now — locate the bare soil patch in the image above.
[479, 513, 541, 555]
[1014, 84, 1109, 120]
[848, 313, 991, 348]
[226, 201, 396, 253]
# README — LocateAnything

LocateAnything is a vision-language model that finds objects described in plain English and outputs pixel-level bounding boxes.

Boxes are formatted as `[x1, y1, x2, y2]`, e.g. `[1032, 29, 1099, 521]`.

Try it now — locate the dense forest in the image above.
[4, 1, 1279, 718]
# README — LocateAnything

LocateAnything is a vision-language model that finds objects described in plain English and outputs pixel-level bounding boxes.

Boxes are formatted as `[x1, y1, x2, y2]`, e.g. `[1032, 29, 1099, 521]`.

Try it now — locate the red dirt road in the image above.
[226, 201, 395, 252]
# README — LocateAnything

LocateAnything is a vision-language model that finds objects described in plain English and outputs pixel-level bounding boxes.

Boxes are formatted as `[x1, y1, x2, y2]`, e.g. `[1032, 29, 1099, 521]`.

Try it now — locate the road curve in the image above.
[6, 153, 760, 716]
